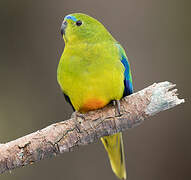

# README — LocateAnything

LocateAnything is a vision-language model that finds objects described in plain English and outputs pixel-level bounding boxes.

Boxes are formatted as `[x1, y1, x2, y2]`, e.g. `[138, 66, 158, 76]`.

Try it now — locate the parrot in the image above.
[57, 13, 133, 180]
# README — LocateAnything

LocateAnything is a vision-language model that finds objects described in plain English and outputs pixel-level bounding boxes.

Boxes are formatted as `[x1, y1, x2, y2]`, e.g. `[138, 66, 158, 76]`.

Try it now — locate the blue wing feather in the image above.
[116, 44, 133, 97]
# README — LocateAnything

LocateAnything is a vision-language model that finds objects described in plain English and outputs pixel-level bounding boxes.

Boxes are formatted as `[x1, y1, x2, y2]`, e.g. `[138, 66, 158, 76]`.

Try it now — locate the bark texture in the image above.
[0, 82, 184, 174]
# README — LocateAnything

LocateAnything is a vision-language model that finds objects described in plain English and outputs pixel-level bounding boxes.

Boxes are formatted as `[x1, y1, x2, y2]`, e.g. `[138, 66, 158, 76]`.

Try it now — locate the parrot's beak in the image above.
[61, 20, 67, 36]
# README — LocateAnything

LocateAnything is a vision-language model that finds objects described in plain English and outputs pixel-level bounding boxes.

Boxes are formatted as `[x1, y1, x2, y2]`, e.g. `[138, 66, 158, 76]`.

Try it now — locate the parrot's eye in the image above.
[76, 20, 82, 26]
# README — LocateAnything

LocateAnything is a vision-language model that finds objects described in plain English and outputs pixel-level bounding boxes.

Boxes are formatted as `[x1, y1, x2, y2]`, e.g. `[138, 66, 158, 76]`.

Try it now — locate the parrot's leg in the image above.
[113, 100, 122, 117]
[72, 111, 85, 133]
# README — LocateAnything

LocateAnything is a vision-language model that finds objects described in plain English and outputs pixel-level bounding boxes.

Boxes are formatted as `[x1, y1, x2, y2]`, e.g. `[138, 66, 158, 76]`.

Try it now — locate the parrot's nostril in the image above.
[61, 21, 67, 36]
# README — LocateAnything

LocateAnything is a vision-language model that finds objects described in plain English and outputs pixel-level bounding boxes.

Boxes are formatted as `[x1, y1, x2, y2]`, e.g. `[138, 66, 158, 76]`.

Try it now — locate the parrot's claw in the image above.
[72, 111, 85, 133]
[113, 100, 122, 117]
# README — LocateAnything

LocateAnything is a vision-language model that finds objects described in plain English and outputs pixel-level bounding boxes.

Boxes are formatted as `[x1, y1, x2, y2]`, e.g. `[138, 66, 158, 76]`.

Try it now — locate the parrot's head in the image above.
[61, 13, 113, 43]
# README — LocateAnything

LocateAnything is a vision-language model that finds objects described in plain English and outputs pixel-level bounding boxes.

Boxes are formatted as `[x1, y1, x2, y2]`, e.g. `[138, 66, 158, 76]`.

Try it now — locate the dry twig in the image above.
[0, 82, 184, 174]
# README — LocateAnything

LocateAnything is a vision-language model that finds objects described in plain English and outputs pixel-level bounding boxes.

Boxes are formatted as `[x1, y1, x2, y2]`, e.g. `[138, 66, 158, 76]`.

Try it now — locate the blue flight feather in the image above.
[116, 44, 133, 97]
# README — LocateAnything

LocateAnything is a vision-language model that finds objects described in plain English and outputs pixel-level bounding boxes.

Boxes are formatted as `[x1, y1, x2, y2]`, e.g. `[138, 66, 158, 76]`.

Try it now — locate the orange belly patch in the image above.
[80, 98, 108, 112]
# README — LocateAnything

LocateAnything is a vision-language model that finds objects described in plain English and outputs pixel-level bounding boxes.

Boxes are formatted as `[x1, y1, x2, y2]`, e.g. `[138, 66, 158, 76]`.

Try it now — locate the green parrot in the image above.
[57, 13, 133, 179]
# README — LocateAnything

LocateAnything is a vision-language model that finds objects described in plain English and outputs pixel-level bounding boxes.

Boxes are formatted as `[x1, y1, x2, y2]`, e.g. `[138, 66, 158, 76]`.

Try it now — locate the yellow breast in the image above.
[57, 42, 125, 112]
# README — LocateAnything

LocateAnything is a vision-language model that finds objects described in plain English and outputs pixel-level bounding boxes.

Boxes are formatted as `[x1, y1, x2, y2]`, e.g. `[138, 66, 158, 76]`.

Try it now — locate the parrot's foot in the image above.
[113, 100, 122, 117]
[72, 111, 85, 133]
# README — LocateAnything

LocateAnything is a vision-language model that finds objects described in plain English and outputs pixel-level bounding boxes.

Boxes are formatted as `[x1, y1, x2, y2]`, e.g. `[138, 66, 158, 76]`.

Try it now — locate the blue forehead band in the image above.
[64, 15, 77, 22]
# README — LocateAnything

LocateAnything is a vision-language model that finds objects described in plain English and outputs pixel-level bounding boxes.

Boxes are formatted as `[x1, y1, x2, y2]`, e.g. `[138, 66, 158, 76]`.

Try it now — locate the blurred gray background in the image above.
[0, 0, 190, 180]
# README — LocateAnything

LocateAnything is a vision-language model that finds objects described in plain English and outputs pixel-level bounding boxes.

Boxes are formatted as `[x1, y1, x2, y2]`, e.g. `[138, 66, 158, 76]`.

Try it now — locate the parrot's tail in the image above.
[101, 132, 126, 180]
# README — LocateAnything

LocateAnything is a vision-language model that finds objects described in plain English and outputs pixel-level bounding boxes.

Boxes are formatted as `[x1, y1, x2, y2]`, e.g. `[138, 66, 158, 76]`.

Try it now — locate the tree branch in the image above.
[0, 81, 184, 174]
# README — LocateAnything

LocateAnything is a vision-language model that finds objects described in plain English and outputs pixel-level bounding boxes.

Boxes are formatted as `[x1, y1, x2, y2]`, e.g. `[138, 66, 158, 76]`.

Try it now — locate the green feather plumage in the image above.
[57, 13, 132, 179]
